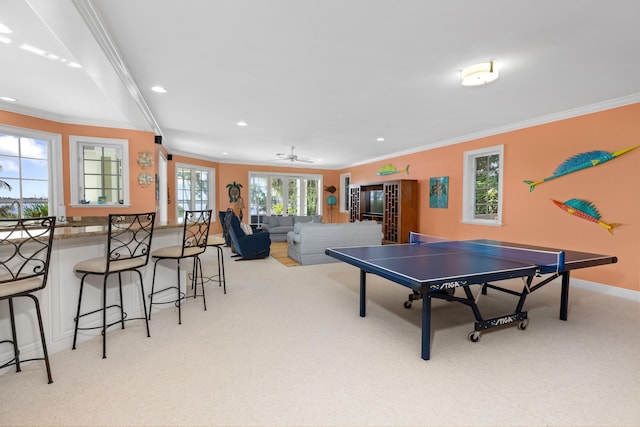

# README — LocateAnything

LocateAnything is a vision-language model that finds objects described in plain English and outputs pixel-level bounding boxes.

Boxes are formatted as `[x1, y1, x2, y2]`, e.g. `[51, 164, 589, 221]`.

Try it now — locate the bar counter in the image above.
[51, 220, 184, 239]
[1, 220, 208, 375]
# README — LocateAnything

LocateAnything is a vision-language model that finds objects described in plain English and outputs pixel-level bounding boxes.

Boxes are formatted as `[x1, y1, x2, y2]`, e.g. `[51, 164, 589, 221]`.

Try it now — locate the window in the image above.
[462, 145, 503, 225]
[176, 164, 215, 222]
[339, 172, 351, 213]
[0, 126, 63, 219]
[69, 136, 129, 206]
[249, 172, 321, 219]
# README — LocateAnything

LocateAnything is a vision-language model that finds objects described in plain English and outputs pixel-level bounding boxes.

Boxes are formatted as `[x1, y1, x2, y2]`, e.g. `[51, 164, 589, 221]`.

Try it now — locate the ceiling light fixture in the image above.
[151, 86, 167, 93]
[460, 61, 499, 86]
[0, 96, 17, 102]
[0, 23, 12, 34]
[237, 121, 248, 127]
[377, 137, 385, 142]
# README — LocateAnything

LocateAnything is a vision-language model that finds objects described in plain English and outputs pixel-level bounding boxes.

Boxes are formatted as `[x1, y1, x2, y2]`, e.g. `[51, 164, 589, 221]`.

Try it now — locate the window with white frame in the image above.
[339, 172, 351, 213]
[69, 136, 129, 206]
[175, 164, 215, 222]
[248, 172, 321, 221]
[0, 126, 63, 219]
[462, 145, 503, 225]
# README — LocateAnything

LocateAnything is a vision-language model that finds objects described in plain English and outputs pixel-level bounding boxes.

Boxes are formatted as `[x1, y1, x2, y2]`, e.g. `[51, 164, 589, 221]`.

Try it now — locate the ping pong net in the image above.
[409, 232, 565, 272]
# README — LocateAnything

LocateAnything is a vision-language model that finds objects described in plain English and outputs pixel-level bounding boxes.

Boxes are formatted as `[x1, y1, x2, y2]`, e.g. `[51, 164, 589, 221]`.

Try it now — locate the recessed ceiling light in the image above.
[67, 62, 82, 69]
[151, 86, 167, 93]
[222, 152, 229, 155]
[0, 96, 17, 102]
[20, 43, 46, 56]
[237, 121, 248, 127]
[0, 23, 12, 34]
[377, 137, 385, 142]
[0, 35, 11, 44]
[460, 61, 499, 86]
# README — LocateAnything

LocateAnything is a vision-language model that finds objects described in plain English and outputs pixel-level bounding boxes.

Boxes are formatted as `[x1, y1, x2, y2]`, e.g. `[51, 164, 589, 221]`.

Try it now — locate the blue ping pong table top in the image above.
[325, 239, 616, 289]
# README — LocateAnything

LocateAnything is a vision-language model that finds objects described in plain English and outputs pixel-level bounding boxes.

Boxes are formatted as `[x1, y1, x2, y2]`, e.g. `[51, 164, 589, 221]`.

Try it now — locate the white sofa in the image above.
[253, 215, 322, 242]
[286, 221, 382, 265]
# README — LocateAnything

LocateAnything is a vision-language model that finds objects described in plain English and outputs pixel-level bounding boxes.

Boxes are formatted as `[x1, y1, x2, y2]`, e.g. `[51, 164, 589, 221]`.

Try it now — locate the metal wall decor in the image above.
[138, 172, 154, 187]
[137, 151, 154, 169]
[227, 181, 243, 202]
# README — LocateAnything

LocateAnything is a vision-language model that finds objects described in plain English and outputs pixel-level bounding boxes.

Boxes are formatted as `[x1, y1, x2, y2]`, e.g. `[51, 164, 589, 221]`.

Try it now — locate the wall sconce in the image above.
[460, 61, 499, 86]
[137, 151, 154, 169]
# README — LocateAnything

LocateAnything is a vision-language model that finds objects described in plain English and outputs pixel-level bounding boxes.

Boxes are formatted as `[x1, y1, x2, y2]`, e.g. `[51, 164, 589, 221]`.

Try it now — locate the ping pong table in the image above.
[325, 233, 617, 360]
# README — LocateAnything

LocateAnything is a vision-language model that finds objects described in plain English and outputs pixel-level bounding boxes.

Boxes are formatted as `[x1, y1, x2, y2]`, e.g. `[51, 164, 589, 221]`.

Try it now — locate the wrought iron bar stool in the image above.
[189, 235, 226, 295]
[0, 217, 56, 384]
[148, 210, 212, 324]
[72, 212, 155, 359]
[207, 236, 226, 294]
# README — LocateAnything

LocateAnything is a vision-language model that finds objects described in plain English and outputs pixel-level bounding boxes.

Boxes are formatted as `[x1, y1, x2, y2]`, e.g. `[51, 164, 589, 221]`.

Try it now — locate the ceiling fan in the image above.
[275, 146, 313, 163]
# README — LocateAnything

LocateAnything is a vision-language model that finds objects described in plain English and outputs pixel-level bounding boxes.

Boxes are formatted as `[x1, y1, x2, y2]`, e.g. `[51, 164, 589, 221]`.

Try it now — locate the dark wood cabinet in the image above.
[349, 179, 418, 243]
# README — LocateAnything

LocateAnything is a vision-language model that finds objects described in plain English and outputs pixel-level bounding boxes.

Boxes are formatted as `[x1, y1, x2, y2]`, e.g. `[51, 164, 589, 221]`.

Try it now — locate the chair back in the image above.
[0, 217, 56, 292]
[181, 210, 212, 255]
[219, 210, 230, 246]
[107, 212, 156, 272]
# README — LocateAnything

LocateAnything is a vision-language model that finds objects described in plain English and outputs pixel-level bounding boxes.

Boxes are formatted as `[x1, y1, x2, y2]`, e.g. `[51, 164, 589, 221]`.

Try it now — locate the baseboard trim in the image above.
[571, 278, 639, 301]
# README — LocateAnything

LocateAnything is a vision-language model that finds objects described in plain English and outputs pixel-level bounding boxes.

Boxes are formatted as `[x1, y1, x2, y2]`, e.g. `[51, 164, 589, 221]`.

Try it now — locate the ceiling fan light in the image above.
[460, 61, 499, 86]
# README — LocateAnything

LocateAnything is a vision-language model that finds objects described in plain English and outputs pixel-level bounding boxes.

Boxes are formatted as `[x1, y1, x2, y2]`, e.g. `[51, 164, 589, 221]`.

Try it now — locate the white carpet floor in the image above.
[0, 248, 639, 426]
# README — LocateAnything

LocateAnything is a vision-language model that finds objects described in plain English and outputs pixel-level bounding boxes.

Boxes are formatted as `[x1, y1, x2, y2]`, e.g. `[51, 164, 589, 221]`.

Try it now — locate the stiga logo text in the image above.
[432, 281, 466, 290]
[492, 316, 516, 326]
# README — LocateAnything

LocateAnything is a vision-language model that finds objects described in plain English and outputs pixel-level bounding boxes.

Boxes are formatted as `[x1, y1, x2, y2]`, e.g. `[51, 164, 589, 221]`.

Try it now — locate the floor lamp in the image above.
[234, 196, 246, 222]
[327, 194, 337, 223]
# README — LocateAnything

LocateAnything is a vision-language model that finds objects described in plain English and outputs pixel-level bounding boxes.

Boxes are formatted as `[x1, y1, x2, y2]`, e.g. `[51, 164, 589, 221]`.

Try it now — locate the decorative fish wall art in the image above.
[524, 145, 639, 192]
[552, 199, 619, 235]
[377, 164, 409, 176]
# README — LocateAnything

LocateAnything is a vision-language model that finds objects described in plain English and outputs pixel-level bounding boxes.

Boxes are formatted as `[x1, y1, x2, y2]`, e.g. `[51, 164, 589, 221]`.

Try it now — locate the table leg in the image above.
[360, 269, 366, 317]
[560, 271, 570, 320]
[421, 291, 431, 360]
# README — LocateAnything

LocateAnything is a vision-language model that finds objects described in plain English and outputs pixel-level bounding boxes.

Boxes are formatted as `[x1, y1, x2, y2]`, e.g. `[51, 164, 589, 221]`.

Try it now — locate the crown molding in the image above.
[348, 94, 640, 168]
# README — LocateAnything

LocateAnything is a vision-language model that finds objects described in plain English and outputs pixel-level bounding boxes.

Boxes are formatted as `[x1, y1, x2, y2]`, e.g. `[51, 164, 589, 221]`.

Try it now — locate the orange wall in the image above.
[166, 155, 341, 234]
[216, 163, 341, 232]
[3, 104, 638, 291]
[0, 110, 156, 217]
[343, 103, 640, 291]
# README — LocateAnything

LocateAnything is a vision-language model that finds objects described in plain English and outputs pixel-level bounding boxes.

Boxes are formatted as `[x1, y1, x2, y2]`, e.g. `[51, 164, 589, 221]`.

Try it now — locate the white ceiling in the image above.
[1, 0, 639, 169]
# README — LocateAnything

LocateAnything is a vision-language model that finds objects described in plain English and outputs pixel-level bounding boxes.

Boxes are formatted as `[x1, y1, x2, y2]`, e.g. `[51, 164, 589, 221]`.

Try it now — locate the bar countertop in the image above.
[52, 221, 184, 240]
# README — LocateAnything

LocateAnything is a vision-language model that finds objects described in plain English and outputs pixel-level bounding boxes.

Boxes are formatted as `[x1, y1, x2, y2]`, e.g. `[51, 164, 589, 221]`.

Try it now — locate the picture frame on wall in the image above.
[429, 176, 448, 208]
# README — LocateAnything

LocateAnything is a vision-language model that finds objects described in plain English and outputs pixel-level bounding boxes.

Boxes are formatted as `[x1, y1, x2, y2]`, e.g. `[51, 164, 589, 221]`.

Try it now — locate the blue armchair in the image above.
[228, 212, 271, 260]
[219, 210, 233, 247]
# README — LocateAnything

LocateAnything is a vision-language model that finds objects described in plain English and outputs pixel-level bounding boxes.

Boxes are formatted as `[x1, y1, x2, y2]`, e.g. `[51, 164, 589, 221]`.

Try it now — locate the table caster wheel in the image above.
[517, 319, 529, 330]
[468, 331, 481, 343]
[403, 300, 412, 309]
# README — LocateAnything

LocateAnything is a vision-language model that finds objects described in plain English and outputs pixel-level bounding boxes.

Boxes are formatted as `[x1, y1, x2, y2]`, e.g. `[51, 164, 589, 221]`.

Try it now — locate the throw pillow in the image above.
[240, 222, 253, 235]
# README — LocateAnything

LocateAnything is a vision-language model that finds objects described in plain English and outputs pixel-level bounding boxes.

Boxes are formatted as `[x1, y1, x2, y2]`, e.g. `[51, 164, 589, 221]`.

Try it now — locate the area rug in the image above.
[270, 241, 300, 267]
